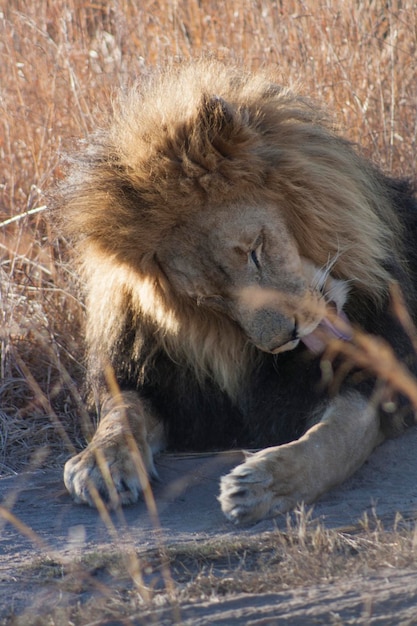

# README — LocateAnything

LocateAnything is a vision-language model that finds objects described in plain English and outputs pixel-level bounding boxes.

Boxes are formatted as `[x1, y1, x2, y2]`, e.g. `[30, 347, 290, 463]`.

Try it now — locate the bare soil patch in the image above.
[1, 429, 417, 624]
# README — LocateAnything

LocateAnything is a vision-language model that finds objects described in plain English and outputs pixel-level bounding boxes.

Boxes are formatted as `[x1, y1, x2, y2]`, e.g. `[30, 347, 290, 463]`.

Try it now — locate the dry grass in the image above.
[1, 0, 417, 623]
[4, 508, 417, 625]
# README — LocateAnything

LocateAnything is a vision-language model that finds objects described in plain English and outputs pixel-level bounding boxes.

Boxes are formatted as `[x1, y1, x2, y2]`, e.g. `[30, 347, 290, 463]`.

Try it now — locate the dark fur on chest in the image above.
[141, 349, 325, 451]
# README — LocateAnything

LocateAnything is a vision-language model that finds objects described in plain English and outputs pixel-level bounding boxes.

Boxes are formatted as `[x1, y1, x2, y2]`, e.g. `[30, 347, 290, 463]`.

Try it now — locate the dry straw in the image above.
[1, 0, 417, 619]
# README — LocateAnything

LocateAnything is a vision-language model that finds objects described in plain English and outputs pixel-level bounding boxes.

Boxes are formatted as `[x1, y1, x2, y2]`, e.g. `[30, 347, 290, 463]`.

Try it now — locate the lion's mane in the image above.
[57, 59, 414, 412]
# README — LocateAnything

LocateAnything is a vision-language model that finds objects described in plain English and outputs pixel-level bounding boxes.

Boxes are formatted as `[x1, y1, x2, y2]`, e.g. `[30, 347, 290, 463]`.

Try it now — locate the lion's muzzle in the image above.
[233, 285, 326, 354]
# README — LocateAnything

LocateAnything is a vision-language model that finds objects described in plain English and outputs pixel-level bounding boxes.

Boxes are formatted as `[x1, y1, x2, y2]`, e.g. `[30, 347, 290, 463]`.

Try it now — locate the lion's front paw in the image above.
[64, 438, 157, 509]
[219, 445, 311, 524]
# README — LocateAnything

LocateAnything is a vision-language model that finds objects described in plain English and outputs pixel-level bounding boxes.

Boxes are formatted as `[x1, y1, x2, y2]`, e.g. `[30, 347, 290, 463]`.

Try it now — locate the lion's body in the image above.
[57, 60, 417, 523]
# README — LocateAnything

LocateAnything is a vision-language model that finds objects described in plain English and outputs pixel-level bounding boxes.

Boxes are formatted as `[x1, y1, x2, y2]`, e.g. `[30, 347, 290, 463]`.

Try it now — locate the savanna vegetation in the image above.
[1, 1, 417, 623]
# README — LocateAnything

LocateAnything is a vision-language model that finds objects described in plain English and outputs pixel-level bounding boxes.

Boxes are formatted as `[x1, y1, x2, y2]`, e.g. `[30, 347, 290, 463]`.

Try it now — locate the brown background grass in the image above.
[1, 0, 416, 473]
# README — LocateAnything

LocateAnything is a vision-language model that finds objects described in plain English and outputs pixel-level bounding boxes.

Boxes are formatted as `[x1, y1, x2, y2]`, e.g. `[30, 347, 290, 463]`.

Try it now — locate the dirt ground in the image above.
[1, 428, 417, 624]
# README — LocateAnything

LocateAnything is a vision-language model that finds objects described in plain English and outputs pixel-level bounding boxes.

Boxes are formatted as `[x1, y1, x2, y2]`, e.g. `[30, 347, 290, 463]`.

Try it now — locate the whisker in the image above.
[311, 246, 344, 294]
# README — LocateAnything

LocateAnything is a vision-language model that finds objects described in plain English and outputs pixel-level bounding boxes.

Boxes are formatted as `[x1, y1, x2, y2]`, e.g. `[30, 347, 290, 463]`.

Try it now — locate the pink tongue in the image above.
[301, 311, 352, 354]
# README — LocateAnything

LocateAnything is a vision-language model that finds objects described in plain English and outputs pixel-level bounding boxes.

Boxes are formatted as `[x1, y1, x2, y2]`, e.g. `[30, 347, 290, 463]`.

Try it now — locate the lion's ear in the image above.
[189, 94, 253, 169]
[199, 94, 237, 140]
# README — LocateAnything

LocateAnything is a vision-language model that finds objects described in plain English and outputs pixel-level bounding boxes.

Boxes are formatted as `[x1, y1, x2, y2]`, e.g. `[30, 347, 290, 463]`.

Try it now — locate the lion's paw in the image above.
[64, 439, 157, 509]
[219, 446, 311, 524]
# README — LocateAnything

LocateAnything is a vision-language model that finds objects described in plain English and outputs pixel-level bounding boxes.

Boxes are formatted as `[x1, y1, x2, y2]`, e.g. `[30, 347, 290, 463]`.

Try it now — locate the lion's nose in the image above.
[249, 309, 299, 352]
[269, 319, 299, 352]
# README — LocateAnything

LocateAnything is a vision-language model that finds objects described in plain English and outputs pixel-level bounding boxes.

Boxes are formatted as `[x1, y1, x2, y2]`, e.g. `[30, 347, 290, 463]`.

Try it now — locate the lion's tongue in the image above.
[301, 310, 352, 354]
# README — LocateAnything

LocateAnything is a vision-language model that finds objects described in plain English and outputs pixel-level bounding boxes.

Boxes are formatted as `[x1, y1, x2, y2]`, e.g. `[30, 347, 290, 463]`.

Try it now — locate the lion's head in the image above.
[156, 199, 350, 354]
[58, 59, 402, 397]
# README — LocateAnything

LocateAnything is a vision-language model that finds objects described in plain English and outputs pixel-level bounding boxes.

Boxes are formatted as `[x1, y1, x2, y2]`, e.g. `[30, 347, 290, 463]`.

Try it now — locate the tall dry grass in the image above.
[1, 0, 416, 472]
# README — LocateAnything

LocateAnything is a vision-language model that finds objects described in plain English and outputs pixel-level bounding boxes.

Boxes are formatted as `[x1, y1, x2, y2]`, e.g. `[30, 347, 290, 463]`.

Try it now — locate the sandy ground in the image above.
[1, 428, 417, 623]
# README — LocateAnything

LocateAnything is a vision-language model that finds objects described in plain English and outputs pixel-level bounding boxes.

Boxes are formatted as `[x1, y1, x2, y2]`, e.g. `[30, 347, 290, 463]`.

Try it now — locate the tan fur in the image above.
[58, 59, 406, 521]
[219, 391, 384, 523]
[61, 59, 402, 399]
[64, 391, 164, 507]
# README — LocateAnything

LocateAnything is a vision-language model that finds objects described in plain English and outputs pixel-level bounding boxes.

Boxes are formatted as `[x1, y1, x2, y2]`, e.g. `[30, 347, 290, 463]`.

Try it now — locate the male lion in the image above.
[57, 60, 417, 524]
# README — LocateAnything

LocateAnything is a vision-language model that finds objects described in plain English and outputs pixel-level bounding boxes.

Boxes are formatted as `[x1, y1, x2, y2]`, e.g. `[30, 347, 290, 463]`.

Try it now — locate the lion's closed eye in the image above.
[249, 244, 262, 270]
[196, 294, 225, 309]
[249, 233, 264, 267]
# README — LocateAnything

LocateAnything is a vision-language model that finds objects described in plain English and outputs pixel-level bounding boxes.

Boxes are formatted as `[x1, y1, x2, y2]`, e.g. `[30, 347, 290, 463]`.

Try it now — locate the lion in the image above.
[56, 59, 417, 524]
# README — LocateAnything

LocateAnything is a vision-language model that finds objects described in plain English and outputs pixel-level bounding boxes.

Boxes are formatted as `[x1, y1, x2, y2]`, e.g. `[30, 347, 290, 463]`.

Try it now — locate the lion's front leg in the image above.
[64, 391, 165, 508]
[219, 391, 384, 524]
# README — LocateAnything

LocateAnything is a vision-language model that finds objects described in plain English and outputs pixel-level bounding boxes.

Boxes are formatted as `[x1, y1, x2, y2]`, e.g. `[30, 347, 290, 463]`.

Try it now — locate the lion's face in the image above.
[158, 203, 349, 354]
